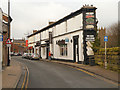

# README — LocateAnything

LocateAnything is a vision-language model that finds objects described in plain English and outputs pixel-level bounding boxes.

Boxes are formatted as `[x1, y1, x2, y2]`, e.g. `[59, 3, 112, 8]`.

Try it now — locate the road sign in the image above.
[6, 38, 12, 44]
[0, 35, 3, 41]
[7, 44, 11, 47]
[104, 36, 108, 42]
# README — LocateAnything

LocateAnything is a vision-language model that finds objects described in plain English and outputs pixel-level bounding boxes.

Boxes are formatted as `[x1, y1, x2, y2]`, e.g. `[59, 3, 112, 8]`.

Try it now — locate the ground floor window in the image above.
[59, 45, 67, 56]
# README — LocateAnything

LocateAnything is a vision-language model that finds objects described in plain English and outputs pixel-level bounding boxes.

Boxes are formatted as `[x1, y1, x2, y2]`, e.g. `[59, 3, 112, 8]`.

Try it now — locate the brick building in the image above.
[11, 39, 28, 54]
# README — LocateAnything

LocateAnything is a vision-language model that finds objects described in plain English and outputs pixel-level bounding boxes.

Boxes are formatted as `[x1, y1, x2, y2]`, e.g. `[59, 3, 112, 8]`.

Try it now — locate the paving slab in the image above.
[2, 59, 22, 88]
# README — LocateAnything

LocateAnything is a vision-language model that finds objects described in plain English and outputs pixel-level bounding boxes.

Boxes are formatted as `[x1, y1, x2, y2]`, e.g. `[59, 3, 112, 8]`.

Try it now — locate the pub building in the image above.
[27, 5, 97, 64]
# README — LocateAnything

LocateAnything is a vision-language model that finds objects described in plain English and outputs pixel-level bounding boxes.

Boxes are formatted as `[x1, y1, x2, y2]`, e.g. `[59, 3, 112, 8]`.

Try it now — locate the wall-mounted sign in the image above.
[0, 35, 3, 41]
[26, 40, 28, 47]
[86, 35, 95, 41]
[65, 38, 69, 43]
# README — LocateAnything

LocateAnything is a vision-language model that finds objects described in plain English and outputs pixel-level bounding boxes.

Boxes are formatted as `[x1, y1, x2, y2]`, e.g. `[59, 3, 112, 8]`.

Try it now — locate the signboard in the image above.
[86, 12, 94, 25]
[0, 35, 3, 41]
[6, 38, 12, 44]
[86, 35, 95, 41]
[65, 38, 69, 43]
[104, 36, 108, 42]
[85, 12, 95, 29]
[7, 44, 11, 47]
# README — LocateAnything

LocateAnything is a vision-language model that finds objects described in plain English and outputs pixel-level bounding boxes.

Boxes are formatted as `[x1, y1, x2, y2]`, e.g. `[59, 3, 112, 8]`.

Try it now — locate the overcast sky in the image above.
[0, 0, 119, 39]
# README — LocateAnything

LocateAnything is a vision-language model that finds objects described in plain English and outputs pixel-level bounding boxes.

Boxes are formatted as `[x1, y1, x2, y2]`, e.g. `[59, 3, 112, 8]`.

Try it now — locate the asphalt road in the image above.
[13, 56, 117, 88]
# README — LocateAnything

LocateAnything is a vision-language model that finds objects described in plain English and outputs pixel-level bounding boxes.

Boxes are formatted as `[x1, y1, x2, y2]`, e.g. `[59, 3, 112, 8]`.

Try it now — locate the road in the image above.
[12, 56, 117, 88]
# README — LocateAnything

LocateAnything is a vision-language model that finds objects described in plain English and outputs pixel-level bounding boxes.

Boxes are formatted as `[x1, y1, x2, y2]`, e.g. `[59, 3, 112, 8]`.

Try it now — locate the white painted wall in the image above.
[35, 33, 40, 42]
[53, 30, 84, 62]
[53, 14, 83, 37]
[0, 9, 2, 90]
[28, 36, 34, 44]
[0, 9, 3, 63]
[67, 14, 83, 32]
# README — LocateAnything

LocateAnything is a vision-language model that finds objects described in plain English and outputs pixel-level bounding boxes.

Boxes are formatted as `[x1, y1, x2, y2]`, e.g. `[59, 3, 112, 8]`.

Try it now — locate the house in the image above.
[0, 8, 12, 66]
[28, 5, 97, 64]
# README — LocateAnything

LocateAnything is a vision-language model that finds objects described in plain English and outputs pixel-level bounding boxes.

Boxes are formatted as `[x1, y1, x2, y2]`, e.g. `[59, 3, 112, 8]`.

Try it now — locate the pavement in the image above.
[2, 59, 22, 88]
[42, 59, 119, 84]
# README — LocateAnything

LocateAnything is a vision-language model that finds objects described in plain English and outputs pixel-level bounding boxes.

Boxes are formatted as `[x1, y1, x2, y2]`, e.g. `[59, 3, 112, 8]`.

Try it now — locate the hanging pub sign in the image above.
[86, 35, 95, 42]
[85, 12, 95, 29]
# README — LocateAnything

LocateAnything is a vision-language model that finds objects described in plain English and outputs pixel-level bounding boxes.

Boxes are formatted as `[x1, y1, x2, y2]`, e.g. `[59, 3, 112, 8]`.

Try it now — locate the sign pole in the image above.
[105, 41, 107, 69]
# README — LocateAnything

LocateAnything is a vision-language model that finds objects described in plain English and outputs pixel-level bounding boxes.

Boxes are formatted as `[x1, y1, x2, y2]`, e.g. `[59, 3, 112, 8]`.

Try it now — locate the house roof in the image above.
[28, 5, 96, 38]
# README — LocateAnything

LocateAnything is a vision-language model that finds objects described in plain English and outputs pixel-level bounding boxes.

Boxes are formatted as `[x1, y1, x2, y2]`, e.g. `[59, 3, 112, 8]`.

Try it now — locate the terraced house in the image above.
[28, 5, 98, 64]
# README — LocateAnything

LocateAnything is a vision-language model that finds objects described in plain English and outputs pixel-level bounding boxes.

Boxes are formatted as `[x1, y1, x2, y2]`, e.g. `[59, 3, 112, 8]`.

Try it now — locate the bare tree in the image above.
[107, 23, 119, 47]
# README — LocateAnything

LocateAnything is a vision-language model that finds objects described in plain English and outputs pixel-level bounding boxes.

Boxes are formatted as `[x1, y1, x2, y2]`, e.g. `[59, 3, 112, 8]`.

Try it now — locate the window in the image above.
[59, 45, 67, 56]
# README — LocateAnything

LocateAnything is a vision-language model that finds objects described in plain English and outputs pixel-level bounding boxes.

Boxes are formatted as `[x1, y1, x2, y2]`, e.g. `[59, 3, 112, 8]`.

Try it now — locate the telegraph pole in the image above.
[7, 0, 10, 66]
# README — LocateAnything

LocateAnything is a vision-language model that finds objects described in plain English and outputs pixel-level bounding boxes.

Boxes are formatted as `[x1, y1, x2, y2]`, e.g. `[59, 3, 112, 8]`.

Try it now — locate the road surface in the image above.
[12, 56, 117, 88]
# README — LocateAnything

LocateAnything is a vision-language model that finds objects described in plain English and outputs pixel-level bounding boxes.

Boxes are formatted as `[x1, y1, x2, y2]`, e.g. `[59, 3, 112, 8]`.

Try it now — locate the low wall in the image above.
[94, 47, 120, 72]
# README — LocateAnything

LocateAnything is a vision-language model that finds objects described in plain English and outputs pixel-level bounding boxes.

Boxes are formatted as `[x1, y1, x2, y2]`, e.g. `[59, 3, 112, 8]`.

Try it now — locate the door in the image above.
[73, 35, 79, 62]
[46, 47, 49, 59]
[46, 42, 49, 59]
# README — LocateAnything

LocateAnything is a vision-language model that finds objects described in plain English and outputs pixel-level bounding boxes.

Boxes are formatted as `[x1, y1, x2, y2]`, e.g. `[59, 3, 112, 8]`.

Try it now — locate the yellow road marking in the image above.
[76, 68, 95, 77]
[21, 70, 27, 89]
[68, 65, 118, 86]
[25, 66, 29, 89]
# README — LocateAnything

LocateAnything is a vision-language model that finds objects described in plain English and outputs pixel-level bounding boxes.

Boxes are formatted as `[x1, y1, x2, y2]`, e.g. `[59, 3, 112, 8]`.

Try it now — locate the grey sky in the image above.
[0, 0, 119, 39]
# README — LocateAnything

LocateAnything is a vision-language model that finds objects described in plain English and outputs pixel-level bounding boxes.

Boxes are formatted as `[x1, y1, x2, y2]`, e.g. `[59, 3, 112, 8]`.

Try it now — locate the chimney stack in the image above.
[33, 30, 37, 34]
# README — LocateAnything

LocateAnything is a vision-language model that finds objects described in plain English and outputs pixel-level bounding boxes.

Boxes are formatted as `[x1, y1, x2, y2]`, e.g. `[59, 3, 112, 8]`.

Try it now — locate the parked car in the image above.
[14, 53, 18, 56]
[29, 53, 39, 60]
[22, 53, 28, 58]
[17, 53, 22, 56]
[10, 52, 14, 56]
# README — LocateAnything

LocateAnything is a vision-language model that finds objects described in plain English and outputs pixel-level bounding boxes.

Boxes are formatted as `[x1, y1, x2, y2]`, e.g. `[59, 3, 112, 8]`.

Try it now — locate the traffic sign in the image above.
[7, 44, 11, 47]
[0, 35, 3, 41]
[104, 36, 108, 42]
[6, 38, 12, 44]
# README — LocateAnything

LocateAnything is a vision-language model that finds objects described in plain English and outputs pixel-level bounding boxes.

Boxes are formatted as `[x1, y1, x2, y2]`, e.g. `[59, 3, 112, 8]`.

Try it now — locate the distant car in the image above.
[22, 53, 28, 58]
[17, 53, 22, 56]
[10, 52, 14, 56]
[14, 53, 18, 56]
[29, 53, 39, 60]
[28, 53, 34, 59]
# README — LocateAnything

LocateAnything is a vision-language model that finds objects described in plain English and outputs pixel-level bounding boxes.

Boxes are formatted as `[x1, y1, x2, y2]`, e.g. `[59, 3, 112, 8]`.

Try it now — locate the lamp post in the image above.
[7, 0, 10, 66]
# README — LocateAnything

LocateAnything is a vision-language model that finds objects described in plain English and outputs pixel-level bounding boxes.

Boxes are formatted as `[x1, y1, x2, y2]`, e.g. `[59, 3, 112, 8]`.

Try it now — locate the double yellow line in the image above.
[21, 66, 29, 90]
[67, 65, 118, 86]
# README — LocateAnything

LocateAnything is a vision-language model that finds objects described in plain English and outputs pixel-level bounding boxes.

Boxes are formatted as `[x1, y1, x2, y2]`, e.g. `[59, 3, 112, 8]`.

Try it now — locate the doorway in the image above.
[73, 35, 79, 62]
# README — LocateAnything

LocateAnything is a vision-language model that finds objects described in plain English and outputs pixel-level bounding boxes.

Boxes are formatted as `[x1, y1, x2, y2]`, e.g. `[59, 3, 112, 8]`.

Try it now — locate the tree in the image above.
[107, 23, 119, 47]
